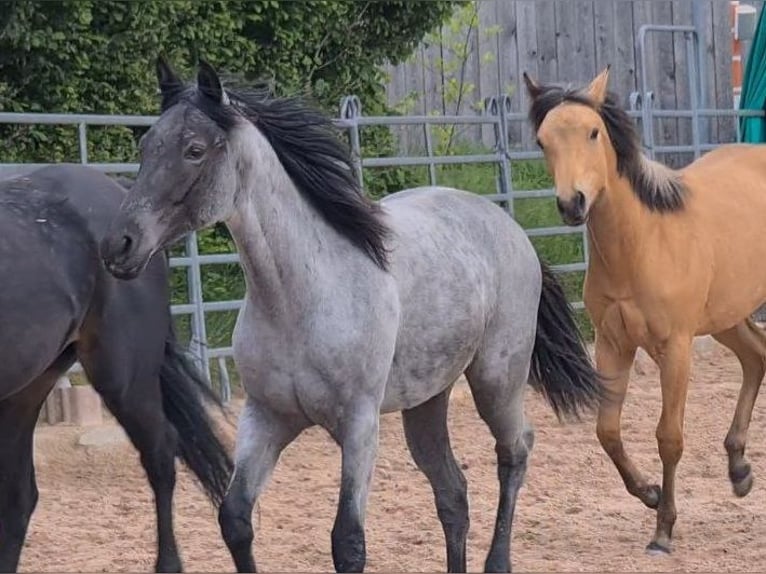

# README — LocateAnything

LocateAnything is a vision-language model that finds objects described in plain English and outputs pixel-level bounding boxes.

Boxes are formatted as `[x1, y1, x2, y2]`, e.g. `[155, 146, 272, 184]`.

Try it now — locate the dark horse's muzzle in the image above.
[556, 191, 587, 226]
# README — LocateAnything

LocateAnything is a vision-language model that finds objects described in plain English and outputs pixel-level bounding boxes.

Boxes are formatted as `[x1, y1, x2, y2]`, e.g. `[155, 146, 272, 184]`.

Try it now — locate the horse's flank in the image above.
[585, 141, 766, 350]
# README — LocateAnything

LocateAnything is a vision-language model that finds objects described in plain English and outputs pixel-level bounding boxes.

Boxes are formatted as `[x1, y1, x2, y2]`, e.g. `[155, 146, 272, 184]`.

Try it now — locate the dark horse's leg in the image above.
[402, 388, 469, 572]
[0, 348, 75, 572]
[78, 343, 182, 572]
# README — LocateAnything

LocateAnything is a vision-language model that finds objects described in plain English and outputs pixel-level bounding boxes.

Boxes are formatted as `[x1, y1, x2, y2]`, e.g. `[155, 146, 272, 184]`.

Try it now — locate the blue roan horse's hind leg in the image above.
[402, 387, 469, 572]
[465, 347, 534, 573]
[218, 398, 306, 573]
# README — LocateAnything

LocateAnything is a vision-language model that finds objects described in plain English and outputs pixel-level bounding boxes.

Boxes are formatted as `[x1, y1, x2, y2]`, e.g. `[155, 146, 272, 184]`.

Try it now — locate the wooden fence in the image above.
[384, 0, 755, 162]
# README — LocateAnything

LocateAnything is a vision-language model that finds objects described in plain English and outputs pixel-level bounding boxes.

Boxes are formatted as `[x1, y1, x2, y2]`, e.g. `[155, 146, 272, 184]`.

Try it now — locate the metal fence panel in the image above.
[1, 90, 763, 401]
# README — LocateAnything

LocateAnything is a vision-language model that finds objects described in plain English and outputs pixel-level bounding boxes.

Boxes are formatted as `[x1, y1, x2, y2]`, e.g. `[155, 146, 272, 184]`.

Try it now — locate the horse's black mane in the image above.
[529, 83, 686, 212]
[161, 81, 390, 270]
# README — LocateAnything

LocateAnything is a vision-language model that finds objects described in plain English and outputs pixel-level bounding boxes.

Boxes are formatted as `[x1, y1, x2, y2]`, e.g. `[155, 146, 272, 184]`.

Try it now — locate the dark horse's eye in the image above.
[589, 128, 599, 141]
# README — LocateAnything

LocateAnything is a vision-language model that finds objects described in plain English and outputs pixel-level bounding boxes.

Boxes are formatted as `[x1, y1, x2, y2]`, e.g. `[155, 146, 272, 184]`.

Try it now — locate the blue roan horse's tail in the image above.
[528, 261, 604, 420]
[159, 329, 233, 506]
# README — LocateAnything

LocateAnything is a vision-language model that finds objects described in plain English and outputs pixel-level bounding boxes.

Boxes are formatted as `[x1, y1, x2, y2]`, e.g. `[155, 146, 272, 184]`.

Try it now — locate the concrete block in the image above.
[64, 386, 103, 426]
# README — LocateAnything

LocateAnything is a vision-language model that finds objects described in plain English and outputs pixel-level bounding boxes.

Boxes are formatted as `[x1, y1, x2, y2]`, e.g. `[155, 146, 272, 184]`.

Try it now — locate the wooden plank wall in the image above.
[383, 0, 744, 163]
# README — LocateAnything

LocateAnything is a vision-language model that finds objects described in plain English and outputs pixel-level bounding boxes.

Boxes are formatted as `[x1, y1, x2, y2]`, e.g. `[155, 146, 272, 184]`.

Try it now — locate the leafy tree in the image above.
[0, 0, 457, 166]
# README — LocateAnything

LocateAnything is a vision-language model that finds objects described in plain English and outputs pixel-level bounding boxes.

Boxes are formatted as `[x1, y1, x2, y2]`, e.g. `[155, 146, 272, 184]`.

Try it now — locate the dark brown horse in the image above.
[0, 164, 232, 572]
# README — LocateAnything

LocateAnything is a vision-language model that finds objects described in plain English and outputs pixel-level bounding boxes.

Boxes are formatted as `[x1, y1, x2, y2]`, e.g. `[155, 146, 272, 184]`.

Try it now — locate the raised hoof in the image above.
[645, 541, 671, 556]
[640, 484, 662, 509]
[732, 468, 754, 498]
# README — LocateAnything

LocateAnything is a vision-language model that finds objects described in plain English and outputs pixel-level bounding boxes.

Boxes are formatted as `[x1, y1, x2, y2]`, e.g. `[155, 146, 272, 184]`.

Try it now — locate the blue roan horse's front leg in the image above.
[218, 398, 306, 572]
[329, 400, 381, 573]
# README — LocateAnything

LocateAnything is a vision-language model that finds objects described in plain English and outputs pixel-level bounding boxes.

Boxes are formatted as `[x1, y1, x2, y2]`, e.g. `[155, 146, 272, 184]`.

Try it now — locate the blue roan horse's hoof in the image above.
[731, 464, 754, 498]
[645, 541, 671, 556]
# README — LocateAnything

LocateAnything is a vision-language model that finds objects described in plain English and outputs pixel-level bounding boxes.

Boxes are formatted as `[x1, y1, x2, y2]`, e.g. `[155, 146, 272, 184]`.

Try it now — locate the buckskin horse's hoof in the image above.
[731, 463, 754, 498]
[641, 484, 662, 509]
[645, 541, 671, 556]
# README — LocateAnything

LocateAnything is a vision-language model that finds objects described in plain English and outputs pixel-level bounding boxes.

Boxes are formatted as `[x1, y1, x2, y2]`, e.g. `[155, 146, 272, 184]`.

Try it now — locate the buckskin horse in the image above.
[524, 66, 766, 554]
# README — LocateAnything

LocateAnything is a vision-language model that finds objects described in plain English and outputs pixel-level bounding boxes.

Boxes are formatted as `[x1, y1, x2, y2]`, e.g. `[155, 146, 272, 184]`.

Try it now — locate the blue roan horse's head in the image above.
[101, 56, 387, 279]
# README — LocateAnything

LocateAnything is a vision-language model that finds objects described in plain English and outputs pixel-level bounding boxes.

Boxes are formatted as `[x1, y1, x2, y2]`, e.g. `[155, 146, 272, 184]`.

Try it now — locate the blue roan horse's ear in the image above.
[156, 55, 183, 95]
[197, 58, 224, 103]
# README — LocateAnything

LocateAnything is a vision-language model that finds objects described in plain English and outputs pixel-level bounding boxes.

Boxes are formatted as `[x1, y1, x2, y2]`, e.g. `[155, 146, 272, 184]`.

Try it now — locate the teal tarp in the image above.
[740, 6, 766, 142]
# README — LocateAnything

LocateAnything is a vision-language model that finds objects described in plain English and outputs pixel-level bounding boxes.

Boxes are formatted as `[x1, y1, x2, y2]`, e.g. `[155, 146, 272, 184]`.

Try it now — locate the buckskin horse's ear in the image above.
[586, 65, 611, 105]
[156, 54, 182, 96]
[522, 71, 543, 100]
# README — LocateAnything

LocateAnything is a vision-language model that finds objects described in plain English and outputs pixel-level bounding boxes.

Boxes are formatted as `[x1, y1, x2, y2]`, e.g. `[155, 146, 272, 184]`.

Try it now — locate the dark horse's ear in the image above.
[197, 58, 226, 104]
[156, 55, 182, 95]
[522, 72, 543, 100]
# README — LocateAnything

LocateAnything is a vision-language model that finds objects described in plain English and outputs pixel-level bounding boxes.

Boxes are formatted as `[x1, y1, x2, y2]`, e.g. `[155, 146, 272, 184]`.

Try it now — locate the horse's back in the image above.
[676, 144, 766, 333]
[378, 186, 541, 411]
[0, 168, 104, 394]
[0, 165, 166, 398]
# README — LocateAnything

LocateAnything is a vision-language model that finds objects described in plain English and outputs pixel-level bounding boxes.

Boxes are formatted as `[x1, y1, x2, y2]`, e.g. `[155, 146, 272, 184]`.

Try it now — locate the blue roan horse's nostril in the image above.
[120, 234, 133, 257]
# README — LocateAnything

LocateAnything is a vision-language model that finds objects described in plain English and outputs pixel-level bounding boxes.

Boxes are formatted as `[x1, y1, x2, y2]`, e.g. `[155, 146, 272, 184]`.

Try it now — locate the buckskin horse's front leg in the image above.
[647, 335, 693, 555]
[595, 334, 661, 509]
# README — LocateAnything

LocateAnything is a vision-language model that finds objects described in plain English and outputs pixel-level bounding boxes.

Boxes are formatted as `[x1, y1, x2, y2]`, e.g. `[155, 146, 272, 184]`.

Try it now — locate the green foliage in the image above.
[0, 0, 457, 164]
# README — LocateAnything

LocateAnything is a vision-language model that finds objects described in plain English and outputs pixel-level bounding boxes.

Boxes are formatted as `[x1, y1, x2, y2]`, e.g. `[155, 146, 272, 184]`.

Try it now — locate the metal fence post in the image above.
[340, 95, 364, 191]
[642, 91, 656, 159]
[78, 122, 88, 164]
[484, 95, 514, 216]
[423, 123, 438, 186]
[686, 30, 702, 159]
[498, 94, 514, 217]
[185, 232, 210, 381]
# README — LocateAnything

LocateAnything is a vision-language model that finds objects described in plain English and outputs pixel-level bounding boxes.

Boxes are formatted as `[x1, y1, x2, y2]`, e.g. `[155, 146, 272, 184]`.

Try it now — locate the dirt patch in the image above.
[20, 344, 766, 572]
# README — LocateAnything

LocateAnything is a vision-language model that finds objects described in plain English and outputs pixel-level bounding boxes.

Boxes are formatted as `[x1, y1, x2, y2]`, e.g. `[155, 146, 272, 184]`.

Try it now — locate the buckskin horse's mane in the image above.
[529, 83, 687, 212]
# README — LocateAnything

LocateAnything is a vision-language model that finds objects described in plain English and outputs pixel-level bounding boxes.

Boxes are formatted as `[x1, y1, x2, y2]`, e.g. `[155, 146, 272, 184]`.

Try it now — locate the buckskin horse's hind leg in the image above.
[713, 318, 766, 498]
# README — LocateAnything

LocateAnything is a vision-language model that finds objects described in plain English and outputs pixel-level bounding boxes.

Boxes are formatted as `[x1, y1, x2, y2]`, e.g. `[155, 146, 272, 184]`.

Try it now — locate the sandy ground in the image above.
[18, 343, 766, 572]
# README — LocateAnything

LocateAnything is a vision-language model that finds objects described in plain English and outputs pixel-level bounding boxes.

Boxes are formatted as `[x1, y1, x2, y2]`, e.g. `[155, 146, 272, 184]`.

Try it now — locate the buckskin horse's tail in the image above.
[159, 325, 233, 505]
[528, 260, 605, 420]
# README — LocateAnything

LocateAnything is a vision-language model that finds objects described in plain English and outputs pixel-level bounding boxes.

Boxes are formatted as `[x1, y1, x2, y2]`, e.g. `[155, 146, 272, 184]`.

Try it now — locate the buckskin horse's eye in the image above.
[536, 137, 544, 150]
[589, 128, 599, 141]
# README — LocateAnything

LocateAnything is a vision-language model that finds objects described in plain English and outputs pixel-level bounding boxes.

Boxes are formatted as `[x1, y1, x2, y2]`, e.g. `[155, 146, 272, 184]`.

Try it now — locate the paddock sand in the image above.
[19, 343, 766, 572]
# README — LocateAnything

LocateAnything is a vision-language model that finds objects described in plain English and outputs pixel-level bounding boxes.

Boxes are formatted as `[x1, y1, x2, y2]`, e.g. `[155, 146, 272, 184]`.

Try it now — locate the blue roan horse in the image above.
[0, 164, 232, 572]
[102, 58, 604, 573]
